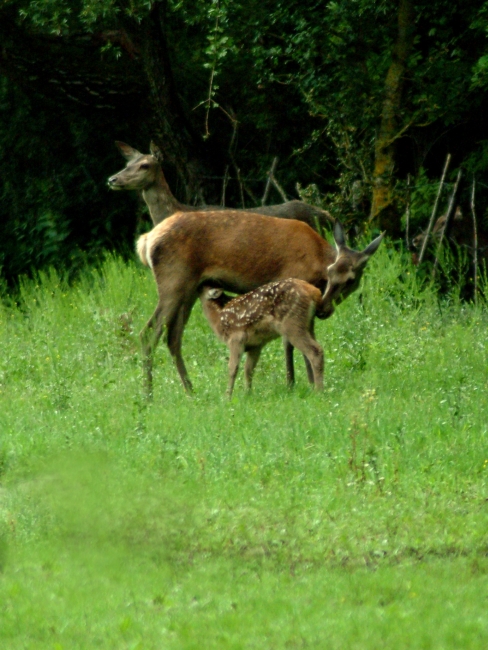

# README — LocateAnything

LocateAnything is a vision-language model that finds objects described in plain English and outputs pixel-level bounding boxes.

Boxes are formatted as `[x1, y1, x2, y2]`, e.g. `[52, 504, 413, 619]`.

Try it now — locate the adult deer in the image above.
[107, 141, 334, 230]
[200, 279, 332, 396]
[136, 212, 383, 395]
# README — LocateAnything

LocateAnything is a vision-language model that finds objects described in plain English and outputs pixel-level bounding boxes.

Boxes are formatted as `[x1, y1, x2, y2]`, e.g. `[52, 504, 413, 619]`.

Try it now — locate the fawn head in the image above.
[200, 286, 234, 309]
[322, 221, 384, 307]
[107, 141, 163, 191]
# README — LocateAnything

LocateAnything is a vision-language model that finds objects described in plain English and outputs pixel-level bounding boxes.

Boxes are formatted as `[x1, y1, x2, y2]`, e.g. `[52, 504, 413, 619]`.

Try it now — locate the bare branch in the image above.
[432, 168, 462, 277]
[405, 173, 411, 250]
[471, 177, 479, 303]
[417, 153, 451, 266]
[271, 174, 288, 202]
[221, 165, 229, 207]
[262, 157, 279, 206]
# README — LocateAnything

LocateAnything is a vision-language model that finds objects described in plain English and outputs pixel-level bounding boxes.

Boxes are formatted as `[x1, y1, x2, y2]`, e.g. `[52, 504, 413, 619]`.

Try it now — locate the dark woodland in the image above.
[1, 0, 488, 284]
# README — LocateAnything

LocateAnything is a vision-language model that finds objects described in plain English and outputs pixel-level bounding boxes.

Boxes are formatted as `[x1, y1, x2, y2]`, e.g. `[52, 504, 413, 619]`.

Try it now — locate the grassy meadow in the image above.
[1, 244, 488, 649]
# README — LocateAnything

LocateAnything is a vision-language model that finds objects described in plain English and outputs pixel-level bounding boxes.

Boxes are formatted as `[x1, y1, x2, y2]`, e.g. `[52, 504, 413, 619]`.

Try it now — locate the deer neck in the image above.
[201, 300, 225, 338]
[142, 169, 184, 225]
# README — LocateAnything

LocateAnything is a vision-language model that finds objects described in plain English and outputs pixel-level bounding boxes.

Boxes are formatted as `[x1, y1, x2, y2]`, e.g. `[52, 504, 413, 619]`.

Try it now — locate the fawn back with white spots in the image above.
[199, 278, 332, 396]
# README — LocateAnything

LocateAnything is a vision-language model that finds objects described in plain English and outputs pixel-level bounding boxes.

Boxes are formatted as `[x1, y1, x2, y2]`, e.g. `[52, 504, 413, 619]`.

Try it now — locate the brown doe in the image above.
[107, 141, 334, 230]
[199, 278, 332, 396]
[136, 211, 383, 396]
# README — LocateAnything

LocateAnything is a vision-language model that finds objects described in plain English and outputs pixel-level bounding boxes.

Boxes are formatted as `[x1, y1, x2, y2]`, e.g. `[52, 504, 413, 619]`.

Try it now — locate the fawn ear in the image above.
[207, 288, 223, 300]
[150, 141, 164, 162]
[115, 141, 140, 161]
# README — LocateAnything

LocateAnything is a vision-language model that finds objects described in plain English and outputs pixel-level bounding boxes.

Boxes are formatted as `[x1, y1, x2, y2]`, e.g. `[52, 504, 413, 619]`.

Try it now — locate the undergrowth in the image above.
[1, 244, 488, 649]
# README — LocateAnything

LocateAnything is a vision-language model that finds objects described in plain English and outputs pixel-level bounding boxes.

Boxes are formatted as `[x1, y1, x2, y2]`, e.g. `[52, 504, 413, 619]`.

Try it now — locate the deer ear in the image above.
[361, 231, 385, 258]
[207, 288, 223, 300]
[333, 220, 347, 248]
[150, 141, 164, 162]
[454, 206, 463, 221]
[115, 141, 140, 161]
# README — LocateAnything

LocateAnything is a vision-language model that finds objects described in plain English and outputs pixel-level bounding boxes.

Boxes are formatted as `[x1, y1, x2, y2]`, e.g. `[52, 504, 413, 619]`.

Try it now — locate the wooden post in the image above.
[221, 165, 229, 207]
[432, 168, 462, 278]
[418, 153, 451, 266]
[262, 157, 279, 206]
[405, 173, 411, 250]
[471, 177, 479, 304]
[270, 174, 288, 203]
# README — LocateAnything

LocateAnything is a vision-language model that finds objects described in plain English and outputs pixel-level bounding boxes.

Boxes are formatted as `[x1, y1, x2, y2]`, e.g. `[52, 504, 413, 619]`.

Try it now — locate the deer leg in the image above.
[244, 346, 263, 391]
[167, 303, 194, 393]
[310, 344, 324, 391]
[139, 303, 165, 398]
[285, 338, 314, 386]
[303, 321, 316, 385]
[303, 355, 315, 385]
[288, 333, 324, 391]
[227, 340, 244, 398]
[284, 339, 295, 387]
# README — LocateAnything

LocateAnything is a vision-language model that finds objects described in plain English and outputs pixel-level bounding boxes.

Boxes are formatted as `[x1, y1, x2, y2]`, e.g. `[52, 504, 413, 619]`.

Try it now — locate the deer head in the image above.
[322, 221, 384, 308]
[107, 141, 162, 191]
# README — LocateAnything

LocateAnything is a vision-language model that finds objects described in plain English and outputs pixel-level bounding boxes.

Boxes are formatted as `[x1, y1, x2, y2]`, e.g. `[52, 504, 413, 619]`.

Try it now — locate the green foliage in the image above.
[195, 0, 486, 190]
[0, 78, 140, 283]
[18, 0, 154, 33]
[405, 167, 443, 232]
[1, 251, 488, 646]
[167, 0, 488, 214]
[465, 139, 488, 177]
[3, 0, 488, 280]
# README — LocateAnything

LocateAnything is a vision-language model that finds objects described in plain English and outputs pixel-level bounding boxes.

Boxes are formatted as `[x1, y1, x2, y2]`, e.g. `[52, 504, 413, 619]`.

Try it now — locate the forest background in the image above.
[1, 0, 488, 283]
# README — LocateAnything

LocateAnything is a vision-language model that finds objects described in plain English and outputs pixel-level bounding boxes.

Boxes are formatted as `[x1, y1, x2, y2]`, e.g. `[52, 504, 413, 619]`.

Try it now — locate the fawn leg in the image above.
[244, 346, 263, 391]
[303, 320, 317, 384]
[288, 333, 324, 391]
[284, 339, 295, 386]
[303, 355, 315, 385]
[227, 340, 244, 397]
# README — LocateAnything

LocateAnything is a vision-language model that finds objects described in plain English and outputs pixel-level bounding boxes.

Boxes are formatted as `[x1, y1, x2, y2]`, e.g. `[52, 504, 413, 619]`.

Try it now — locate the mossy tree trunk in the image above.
[370, 0, 414, 235]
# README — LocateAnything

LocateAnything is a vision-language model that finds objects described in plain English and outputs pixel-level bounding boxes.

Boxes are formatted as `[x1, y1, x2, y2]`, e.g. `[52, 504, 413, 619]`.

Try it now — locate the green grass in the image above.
[1, 245, 488, 648]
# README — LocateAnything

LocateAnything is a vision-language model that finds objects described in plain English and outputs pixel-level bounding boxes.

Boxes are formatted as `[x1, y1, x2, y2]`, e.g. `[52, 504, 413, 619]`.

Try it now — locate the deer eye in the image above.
[139, 163, 150, 170]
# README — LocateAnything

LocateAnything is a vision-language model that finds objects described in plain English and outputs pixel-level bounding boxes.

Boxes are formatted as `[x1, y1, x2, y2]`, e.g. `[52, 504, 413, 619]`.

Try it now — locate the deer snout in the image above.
[107, 175, 122, 189]
[317, 301, 335, 320]
[322, 281, 342, 306]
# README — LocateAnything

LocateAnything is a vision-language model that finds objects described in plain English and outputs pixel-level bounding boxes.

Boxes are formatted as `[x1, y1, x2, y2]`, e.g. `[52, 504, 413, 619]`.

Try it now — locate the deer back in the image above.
[246, 200, 333, 229]
[140, 211, 334, 295]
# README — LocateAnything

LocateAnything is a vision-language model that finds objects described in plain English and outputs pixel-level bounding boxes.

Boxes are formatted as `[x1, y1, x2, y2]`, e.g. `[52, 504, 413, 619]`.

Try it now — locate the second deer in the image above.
[107, 141, 334, 230]
[200, 278, 333, 396]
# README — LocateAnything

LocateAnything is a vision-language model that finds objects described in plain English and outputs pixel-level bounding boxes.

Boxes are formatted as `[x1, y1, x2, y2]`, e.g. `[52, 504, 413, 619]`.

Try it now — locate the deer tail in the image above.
[136, 234, 151, 268]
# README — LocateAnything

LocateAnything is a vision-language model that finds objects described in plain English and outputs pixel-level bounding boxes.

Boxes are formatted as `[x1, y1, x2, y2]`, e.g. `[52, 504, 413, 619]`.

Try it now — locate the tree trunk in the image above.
[0, 2, 216, 206]
[370, 0, 414, 235]
[136, 2, 210, 204]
